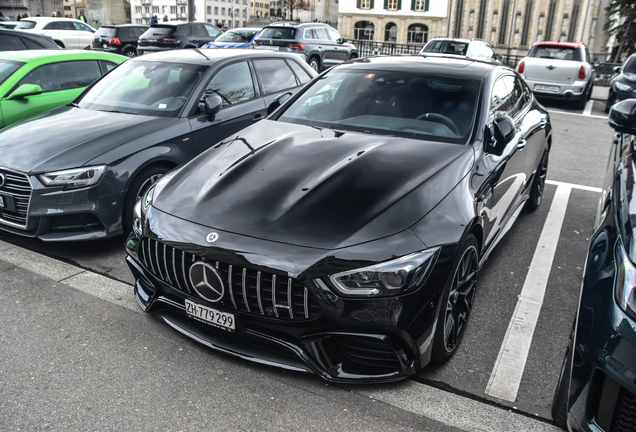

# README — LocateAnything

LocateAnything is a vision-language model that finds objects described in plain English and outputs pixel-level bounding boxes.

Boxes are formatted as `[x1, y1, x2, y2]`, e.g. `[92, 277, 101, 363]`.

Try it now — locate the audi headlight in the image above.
[615, 81, 633, 92]
[39, 165, 106, 189]
[132, 185, 155, 238]
[328, 248, 440, 297]
[616, 240, 636, 321]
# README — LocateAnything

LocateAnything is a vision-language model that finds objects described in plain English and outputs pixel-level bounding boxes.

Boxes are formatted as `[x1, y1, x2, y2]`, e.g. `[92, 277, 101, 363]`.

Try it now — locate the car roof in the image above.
[129, 48, 310, 65]
[150, 21, 210, 27]
[0, 49, 124, 62]
[533, 41, 584, 49]
[101, 24, 149, 28]
[265, 22, 331, 28]
[340, 55, 500, 78]
[20, 17, 86, 23]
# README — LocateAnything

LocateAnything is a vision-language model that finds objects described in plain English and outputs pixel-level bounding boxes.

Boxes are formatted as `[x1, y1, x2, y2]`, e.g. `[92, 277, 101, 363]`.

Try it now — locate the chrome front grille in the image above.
[0, 168, 32, 228]
[139, 238, 320, 321]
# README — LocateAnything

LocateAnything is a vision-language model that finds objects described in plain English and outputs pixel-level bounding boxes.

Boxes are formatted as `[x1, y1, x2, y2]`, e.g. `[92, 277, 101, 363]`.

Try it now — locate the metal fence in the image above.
[347, 40, 620, 87]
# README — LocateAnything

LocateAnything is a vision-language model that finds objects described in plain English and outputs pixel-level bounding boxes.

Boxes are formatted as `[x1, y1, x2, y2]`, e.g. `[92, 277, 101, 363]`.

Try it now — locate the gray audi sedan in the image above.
[0, 49, 316, 241]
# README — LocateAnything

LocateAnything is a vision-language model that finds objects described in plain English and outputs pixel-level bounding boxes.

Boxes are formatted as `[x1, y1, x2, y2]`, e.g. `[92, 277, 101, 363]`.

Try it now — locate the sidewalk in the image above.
[592, 85, 609, 101]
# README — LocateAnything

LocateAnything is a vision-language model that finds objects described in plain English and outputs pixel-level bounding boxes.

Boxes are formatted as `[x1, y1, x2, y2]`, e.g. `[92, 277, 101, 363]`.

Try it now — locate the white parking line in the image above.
[546, 179, 602, 193]
[583, 99, 593, 116]
[485, 184, 572, 402]
[547, 109, 607, 120]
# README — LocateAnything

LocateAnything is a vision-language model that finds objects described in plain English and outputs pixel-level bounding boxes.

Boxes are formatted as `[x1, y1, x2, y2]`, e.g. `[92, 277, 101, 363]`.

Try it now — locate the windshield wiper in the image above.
[100, 109, 137, 115]
[193, 48, 210, 61]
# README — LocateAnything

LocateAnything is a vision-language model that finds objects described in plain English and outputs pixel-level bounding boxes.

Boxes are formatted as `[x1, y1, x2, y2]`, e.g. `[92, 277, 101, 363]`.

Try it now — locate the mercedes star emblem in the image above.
[206, 232, 219, 243]
[189, 262, 225, 303]
[0, 173, 4, 188]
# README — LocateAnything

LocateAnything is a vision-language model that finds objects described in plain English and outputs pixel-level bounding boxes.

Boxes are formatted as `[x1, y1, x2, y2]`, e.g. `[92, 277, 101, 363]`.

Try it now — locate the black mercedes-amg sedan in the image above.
[0, 49, 315, 241]
[125, 55, 552, 382]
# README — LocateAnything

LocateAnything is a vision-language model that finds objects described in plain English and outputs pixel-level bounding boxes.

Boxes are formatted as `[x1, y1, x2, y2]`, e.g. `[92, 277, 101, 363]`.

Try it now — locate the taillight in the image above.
[579, 65, 586, 80]
[286, 43, 305, 51]
[159, 38, 179, 43]
[253, 41, 260, 46]
[108, 37, 121, 45]
[517, 60, 525, 74]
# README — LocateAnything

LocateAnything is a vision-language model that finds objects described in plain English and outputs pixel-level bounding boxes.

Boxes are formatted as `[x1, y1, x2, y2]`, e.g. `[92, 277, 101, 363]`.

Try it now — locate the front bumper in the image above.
[524, 77, 589, 100]
[567, 265, 636, 431]
[0, 167, 124, 241]
[125, 206, 457, 382]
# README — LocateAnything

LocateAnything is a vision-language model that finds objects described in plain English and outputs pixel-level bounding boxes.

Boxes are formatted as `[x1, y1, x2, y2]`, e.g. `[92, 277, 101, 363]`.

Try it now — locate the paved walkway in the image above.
[592, 85, 609, 101]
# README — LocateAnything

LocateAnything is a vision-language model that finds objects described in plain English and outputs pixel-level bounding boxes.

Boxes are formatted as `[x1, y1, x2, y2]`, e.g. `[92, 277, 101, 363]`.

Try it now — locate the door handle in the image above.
[517, 138, 527, 149]
[539, 118, 547, 128]
[252, 113, 264, 122]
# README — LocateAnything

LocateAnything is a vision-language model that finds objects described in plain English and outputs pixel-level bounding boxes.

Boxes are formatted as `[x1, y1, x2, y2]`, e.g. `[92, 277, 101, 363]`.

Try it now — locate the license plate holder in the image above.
[255, 45, 279, 51]
[0, 194, 16, 212]
[535, 84, 559, 93]
[185, 299, 235, 332]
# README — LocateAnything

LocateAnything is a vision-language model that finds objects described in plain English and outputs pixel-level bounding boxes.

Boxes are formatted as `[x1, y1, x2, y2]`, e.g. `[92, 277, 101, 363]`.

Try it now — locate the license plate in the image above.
[255, 45, 279, 51]
[535, 84, 559, 93]
[0, 194, 15, 212]
[185, 299, 235, 332]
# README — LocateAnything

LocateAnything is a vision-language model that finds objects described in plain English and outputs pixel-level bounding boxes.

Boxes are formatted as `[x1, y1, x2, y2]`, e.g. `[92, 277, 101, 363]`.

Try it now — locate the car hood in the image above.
[0, 107, 176, 173]
[618, 73, 636, 85]
[153, 120, 474, 249]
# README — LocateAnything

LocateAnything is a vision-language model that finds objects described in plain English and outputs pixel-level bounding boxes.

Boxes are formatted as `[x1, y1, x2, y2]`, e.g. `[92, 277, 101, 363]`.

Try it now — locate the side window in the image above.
[18, 61, 102, 92]
[127, 28, 136, 39]
[182, 26, 191, 37]
[192, 24, 207, 37]
[253, 59, 298, 94]
[202, 61, 256, 108]
[204, 24, 222, 37]
[326, 28, 341, 41]
[73, 22, 92, 32]
[43, 22, 60, 30]
[287, 60, 312, 84]
[314, 27, 329, 40]
[59, 22, 76, 31]
[488, 76, 514, 125]
[503, 75, 527, 118]
[22, 38, 45, 49]
[466, 43, 480, 58]
[0, 35, 28, 50]
[99, 61, 117, 73]
[303, 28, 314, 39]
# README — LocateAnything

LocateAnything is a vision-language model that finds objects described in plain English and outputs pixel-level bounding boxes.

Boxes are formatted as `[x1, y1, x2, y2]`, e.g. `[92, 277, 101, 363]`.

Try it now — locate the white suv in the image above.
[15, 17, 96, 49]
[420, 38, 501, 63]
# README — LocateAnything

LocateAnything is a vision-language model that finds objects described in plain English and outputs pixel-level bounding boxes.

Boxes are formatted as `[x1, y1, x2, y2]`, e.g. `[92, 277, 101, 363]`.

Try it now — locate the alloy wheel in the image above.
[443, 245, 478, 352]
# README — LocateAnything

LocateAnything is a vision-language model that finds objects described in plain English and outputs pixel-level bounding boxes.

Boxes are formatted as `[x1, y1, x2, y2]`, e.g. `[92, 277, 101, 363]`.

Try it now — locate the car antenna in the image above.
[193, 48, 210, 61]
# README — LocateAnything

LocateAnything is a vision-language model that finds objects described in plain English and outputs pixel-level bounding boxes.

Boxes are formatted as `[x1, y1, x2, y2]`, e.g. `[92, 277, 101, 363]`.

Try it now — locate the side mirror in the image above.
[609, 99, 636, 134]
[205, 94, 222, 120]
[593, 60, 601, 68]
[7, 84, 43, 100]
[336, 37, 345, 44]
[495, 53, 503, 61]
[487, 115, 516, 156]
[267, 91, 292, 115]
[614, 66, 621, 73]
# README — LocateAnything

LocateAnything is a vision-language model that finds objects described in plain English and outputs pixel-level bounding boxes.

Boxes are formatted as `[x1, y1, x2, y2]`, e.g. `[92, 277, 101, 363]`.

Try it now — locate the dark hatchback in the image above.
[125, 56, 551, 382]
[0, 49, 315, 241]
[0, 28, 60, 51]
[137, 22, 222, 56]
[92, 24, 148, 57]
[552, 99, 636, 432]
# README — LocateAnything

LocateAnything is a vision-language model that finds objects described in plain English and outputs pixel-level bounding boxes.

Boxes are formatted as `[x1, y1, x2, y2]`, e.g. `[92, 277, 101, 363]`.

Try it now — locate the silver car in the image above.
[516, 41, 595, 109]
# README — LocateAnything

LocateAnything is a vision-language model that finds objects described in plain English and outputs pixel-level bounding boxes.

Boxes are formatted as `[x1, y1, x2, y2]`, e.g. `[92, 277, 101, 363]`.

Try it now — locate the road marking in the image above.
[583, 99, 593, 116]
[547, 109, 607, 120]
[485, 183, 572, 402]
[546, 179, 602, 193]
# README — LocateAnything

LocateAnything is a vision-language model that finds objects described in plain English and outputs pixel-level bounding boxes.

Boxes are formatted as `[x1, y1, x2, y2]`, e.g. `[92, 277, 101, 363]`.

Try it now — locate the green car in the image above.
[0, 49, 127, 128]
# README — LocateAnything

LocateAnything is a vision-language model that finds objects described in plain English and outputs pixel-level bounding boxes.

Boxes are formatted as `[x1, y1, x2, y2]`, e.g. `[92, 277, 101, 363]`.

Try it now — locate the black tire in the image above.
[526, 150, 549, 212]
[122, 165, 169, 234]
[122, 47, 136, 58]
[308, 56, 320, 72]
[587, 83, 593, 101]
[573, 94, 587, 110]
[606, 95, 615, 113]
[431, 234, 479, 364]
[349, 53, 358, 60]
[552, 336, 573, 428]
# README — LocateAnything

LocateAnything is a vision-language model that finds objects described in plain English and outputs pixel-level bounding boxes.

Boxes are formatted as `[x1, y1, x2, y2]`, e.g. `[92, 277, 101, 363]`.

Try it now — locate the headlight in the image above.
[132, 184, 156, 238]
[616, 240, 636, 321]
[615, 81, 633, 92]
[328, 248, 440, 297]
[39, 165, 106, 189]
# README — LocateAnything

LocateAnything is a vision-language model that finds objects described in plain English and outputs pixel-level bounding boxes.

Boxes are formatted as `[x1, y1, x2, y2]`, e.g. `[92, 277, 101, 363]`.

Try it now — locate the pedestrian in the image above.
[150, 14, 158, 25]
[163, 14, 168, 22]
[55, 8, 62, 17]
[78, 11, 86, 22]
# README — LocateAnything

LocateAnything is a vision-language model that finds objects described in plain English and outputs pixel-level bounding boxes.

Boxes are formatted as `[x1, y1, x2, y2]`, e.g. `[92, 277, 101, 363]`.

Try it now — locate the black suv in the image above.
[92, 24, 148, 57]
[0, 28, 60, 50]
[137, 22, 222, 55]
[253, 22, 358, 72]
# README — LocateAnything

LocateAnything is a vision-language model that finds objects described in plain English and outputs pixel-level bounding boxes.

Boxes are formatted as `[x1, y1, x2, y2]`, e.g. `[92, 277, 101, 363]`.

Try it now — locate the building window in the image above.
[215, 6, 218, 14]
[521, 0, 533, 46]
[354, 20, 374, 40]
[152, 6, 159, 14]
[498, 0, 509, 45]
[386, 0, 397, 10]
[136, 18, 143, 23]
[135, 6, 142, 13]
[412, 0, 428, 12]
[384, 22, 397, 41]
[453, 0, 463, 38]
[568, 0, 581, 42]
[407, 23, 428, 43]
[180, 6, 185, 13]
[222, 7, 225, 15]
[144, 6, 149, 13]
[358, 0, 371, 10]
[207, 6, 211, 14]
[170, 6, 177, 13]
[476, 0, 486, 39]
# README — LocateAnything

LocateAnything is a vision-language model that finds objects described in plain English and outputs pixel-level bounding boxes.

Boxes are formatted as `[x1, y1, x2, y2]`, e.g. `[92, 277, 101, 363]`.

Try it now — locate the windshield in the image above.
[422, 40, 469, 56]
[624, 57, 636, 74]
[529, 45, 582, 61]
[215, 29, 259, 43]
[141, 26, 177, 37]
[258, 27, 297, 39]
[279, 69, 479, 143]
[78, 61, 207, 117]
[0, 60, 23, 88]
[15, 20, 36, 29]
[95, 27, 117, 38]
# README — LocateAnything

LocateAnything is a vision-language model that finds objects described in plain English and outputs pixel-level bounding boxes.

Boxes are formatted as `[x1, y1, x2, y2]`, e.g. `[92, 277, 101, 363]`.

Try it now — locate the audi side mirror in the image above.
[267, 91, 292, 115]
[205, 94, 222, 120]
[486, 115, 516, 156]
[609, 99, 636, 134]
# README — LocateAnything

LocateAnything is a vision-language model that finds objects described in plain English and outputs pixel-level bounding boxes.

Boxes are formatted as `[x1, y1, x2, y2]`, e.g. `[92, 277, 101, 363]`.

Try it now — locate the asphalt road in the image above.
[0, 97, 614, 429]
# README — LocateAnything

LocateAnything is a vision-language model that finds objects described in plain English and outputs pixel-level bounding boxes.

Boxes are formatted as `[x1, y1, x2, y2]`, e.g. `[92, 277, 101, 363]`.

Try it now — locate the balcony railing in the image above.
[348, 39, 423, 57]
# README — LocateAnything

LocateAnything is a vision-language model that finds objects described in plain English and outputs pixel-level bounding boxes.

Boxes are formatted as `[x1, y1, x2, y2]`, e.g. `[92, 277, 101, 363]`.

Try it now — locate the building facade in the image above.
[128, 0, 249, 28]
[337, 0, 449, 45]
[1, 0, 29, 20]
